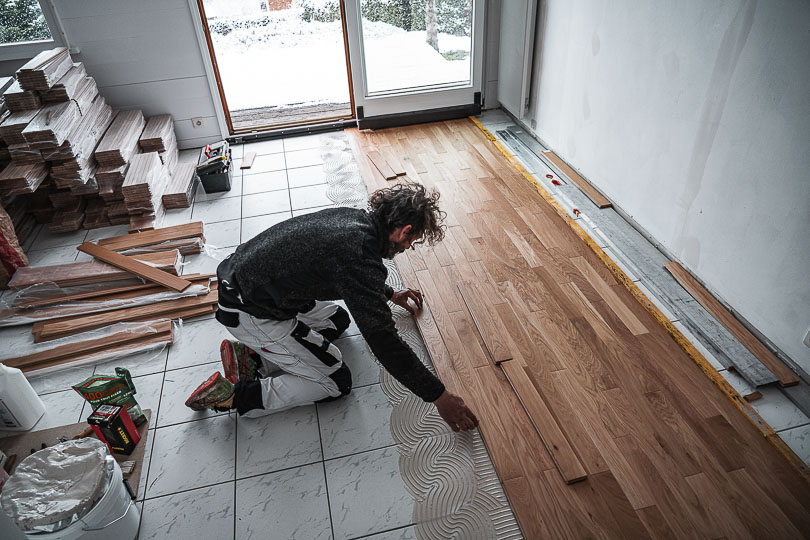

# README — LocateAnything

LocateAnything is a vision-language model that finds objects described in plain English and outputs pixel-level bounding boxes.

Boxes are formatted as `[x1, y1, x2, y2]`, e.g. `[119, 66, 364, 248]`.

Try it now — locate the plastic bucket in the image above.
[25, 460, 140, 540]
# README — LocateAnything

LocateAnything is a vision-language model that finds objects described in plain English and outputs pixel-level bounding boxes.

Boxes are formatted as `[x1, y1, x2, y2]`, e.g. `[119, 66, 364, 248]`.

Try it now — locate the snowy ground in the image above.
[207, 7, 471, 112]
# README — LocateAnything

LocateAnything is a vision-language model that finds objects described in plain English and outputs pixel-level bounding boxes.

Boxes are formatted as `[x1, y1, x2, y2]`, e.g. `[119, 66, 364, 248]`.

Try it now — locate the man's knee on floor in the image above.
[331, 363, 352, 396]
[319, 307, 351, 342]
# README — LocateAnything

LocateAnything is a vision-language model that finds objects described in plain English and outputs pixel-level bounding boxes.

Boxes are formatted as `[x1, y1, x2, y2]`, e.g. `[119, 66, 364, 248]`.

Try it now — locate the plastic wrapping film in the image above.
[0, 438, 113, 532]
[1, 320, 179, 376]
[0, 280, 211, 326]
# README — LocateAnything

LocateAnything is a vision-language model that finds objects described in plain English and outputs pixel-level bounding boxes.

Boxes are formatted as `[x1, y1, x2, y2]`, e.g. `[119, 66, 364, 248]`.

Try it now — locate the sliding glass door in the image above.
[343, 0, 484, 120]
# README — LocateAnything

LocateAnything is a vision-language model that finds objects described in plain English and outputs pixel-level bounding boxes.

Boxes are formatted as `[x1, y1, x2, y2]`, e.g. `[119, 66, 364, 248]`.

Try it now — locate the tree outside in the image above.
[0, 0, 52, 44]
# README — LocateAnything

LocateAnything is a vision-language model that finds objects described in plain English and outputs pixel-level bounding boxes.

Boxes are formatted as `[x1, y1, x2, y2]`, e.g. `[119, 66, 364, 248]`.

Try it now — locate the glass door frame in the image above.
[342, 0, 485, 121]
[189, 0, 357, 137]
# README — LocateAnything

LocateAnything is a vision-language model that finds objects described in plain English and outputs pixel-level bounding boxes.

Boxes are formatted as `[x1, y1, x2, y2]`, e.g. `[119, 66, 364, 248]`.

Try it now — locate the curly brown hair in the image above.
[368, 182, 446, 246]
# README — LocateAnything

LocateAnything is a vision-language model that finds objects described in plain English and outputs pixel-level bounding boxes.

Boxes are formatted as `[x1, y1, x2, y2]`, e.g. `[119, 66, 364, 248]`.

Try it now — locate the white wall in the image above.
[521, 0, 810, 372]
[2, 0, 221, 149]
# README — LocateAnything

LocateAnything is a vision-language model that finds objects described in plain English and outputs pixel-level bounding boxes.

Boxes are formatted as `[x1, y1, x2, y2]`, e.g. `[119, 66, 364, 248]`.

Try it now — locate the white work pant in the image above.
[220, 301, 349, 417]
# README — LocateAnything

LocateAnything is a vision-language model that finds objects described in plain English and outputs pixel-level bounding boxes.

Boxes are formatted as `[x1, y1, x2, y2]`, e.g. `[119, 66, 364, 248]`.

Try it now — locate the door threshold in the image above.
[229, 118, 358, 144]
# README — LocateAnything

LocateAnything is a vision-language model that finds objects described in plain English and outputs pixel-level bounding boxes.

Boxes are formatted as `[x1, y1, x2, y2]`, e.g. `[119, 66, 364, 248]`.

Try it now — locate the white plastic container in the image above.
[0, 364, 45, 432]
[22, 460, 140, 540]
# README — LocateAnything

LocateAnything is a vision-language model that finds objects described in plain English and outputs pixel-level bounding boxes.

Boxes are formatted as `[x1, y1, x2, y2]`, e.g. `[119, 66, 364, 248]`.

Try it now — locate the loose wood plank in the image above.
[664, 262, 798, 387]
[97, 222, 205, 251]
[457, 281, 513, 364]
[5, 321, 172, 371]
[367, 150, 398, 180]
[78, 242, 192, 292]
[501, 361, 588, 484]
[542, 150, 612, 208]
[240, 151, 257, 169]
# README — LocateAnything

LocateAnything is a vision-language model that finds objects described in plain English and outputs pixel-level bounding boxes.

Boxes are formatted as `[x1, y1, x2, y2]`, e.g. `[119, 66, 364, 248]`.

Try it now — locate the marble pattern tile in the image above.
[31, 390, 85, 432]
[283, 134, 323, 152]
[162, 206, 194, 227]
[241, 212, 292, 243]
[236, 463, 331, 540]
[168, 316, 232, 370]
[236, 405, 322, 479]
[157, 361, 227, 427]
[147, 414, 235, 498]
[242, 170, 288, 195]
[27, 363, 95, 395]
[26, 245, 79, 266]
[290, 184, 332, 210]
[202, 219, 241, 248]
[334, 335, 380, 388]
[29, 227, 88, 251]
[242, 190, 291, 218]
[244, 138, 284, 156]
[0, 325, 39, 359]
[317, 383, 394, 459]
[180, 247, 236, 276]
[92, 345, 169, 378]
[286, 148, 324, 169]
[140, 482, 235, 539]
[242, 152, 286, 175]
[287, 164, 328, 188]
[326, 446, 413, 540]
[84, 224, 130, 242]
[779, 424, 810, 466]
[124, 372, 164, 421]
[195, 173, 243, 202]
[192, 196, 242, 223]
[750, 387, 810, 432]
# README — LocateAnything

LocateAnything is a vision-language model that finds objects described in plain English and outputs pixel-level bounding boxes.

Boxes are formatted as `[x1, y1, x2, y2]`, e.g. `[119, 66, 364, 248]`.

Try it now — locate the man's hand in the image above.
[390, 288, 423, 315]
[434, 391, 479, 432]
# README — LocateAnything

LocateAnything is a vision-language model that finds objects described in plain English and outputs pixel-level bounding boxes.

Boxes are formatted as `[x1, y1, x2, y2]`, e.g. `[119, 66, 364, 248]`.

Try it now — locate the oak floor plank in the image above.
[347, 123, 810, 539]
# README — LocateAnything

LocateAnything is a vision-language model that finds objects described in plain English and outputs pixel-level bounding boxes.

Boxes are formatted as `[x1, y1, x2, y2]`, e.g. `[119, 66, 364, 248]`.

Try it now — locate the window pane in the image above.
[359, 0, 473, 95]
[0, 0, 53, 45]
[202, 0, 352, 131]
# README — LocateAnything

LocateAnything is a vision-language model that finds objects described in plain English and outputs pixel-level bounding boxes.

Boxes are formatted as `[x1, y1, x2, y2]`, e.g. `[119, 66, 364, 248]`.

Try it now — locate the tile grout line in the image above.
[233, 411, 239, 540]
[315, 401, 337, 540]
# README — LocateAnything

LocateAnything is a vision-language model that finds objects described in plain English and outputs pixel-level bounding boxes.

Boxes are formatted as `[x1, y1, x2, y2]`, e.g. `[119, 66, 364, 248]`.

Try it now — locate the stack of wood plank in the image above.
[140, 114, 178, 172]
[8, 144, 43, 166]
[39, 63, 87, 104]
[2, 81, 40, 112]
[27, 187, 55, 223]
[96, 163, 126, 201]
[8, 249, 182, 290]
[49, 196, 86, 233]
[82, 197, 110, 229]
[94, 110, 145, 168]
[5, 197, 36, 247]
[0, 222, 216, 370]
[49, 96, 114, 188]
[162, 163, 198, 208]
[0, 162, 48, 197]
[122, 151, 167, 230]
[21, 100, 81, 148]
[0, 109, 38, 145]
[16, 48, 73, 91]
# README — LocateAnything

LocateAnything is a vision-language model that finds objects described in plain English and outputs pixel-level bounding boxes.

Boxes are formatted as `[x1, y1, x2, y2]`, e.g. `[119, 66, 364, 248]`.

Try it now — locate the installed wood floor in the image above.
[348, 119, 810, 539]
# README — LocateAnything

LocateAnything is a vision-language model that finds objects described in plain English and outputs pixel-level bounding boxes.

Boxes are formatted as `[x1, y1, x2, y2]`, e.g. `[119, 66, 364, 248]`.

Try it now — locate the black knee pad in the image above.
[330, 363, 353, 396]
[319, 306, 351, 342]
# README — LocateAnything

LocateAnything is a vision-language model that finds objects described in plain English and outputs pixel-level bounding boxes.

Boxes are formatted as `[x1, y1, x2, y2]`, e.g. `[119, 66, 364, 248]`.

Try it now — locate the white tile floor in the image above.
[12, 134, 498, 539]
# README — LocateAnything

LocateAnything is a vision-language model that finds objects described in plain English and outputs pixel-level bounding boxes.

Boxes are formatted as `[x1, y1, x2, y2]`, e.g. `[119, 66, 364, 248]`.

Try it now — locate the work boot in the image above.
[220, 340, 258, 384]
[185, 372, 234, 411]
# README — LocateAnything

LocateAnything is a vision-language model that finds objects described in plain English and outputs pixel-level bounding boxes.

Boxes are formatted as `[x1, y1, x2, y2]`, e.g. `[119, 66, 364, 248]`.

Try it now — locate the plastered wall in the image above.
[523, 0, 810, 371]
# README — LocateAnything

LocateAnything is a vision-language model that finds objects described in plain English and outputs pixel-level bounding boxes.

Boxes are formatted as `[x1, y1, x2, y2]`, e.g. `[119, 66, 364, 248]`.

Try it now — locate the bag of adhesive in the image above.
[72, 367, 146, 426]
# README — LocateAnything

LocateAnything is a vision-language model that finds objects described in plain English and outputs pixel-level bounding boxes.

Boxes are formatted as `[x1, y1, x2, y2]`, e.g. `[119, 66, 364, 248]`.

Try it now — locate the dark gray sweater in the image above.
[217, 207, 445, 402]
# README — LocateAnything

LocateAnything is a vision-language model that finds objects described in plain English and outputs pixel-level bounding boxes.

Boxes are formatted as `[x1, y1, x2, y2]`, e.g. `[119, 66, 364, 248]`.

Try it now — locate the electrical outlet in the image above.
[804, 328, 810, 348]
[191, 117, 206, 129]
